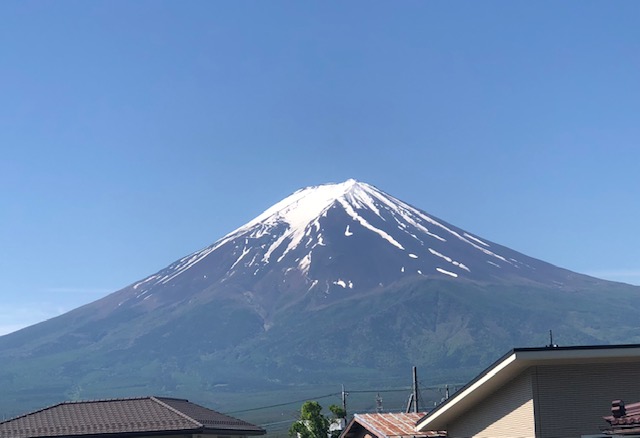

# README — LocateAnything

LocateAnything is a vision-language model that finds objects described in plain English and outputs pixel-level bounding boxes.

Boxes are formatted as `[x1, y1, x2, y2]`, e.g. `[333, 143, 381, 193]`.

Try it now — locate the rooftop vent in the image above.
[612, 399, 626, 418]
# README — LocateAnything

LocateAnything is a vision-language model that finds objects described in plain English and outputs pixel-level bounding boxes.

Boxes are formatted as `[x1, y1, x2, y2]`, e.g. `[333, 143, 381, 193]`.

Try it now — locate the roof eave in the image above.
[416, 350, 518, 431]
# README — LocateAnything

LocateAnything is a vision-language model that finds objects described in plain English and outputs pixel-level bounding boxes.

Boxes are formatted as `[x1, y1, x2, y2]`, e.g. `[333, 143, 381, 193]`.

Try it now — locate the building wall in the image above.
[340, 423, 376, 438]
[447, 369, 535, 438]
[533, 361, 640, 438]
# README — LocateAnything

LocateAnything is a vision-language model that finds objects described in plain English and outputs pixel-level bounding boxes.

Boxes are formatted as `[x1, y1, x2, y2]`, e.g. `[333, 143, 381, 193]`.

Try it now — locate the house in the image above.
[0, 396, 265, 438]
[415, 344, 640, 438]
[340, 412, 445, 438]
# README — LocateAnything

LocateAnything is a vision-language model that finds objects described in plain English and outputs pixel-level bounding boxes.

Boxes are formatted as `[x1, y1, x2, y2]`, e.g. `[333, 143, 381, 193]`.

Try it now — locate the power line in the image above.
[347, 387, 412, 394]
[224, 392, 340, 415]
[260, 418, 298, 427]
[223, 382, 464, 416]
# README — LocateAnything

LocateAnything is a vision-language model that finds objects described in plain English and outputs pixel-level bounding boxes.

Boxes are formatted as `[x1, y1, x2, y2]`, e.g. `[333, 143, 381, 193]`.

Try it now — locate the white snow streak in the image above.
[298, 253, 312, 274]
[393, 199, 510, 264]
[367, 191, 446, 242]
[159, 244, 221, 285]
[464, 233, 489, 247]
[343, 184, 383, 218]
[436, 267, 458, 278]
[265, 233, 290, 263]
[230, 247, 251, 270]
[345, 225, 353, 236]
[337, 198, 404, 250]
[132, 275, 158, 290]
[428, 248, 471, 272]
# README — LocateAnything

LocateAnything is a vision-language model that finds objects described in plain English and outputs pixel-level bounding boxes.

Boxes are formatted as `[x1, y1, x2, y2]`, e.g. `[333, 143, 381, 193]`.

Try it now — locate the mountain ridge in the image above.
[114, 179, 596, 308]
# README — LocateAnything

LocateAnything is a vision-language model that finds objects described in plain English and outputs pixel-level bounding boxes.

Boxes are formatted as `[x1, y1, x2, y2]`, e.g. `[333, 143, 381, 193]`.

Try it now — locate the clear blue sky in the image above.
[2, 1, 639, 335]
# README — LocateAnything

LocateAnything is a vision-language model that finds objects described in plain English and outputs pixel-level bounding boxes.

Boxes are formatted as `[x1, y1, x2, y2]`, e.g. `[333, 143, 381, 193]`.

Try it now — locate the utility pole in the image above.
[342, 384, 347, 418]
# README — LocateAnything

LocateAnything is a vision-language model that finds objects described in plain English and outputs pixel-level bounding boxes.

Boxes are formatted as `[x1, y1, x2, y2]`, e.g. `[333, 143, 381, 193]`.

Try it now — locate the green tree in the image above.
[328, 404, 346, 419]
[289, 401, 329, 438]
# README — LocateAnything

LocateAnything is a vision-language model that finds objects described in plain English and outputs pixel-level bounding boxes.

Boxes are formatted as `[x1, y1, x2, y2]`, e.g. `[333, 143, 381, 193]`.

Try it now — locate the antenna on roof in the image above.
[547, 330, 558, 348]
[376, 393, 383, 412]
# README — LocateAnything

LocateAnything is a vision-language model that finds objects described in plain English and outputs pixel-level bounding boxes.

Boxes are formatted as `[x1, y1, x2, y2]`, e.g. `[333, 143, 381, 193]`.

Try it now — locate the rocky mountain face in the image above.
[1, 180, 639, 419]
[76, 179, 606, 316]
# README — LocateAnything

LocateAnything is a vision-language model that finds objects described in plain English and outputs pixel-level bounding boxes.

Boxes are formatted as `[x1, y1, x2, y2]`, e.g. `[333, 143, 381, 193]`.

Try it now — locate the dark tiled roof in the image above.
[157, 397, 260, 430]
[341, 412, 445, 438]
[0, 396, 265, 438]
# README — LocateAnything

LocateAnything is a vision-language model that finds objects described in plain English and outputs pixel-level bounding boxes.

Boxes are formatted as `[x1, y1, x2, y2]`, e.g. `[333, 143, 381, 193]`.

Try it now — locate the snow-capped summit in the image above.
[124, 180, 573, 313]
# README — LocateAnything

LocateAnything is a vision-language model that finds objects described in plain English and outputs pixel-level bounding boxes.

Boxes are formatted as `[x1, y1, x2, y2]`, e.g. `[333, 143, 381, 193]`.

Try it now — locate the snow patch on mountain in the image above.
[298, 253, 312, 274]
[230, 247, 251, 270]
[437, 267, 458, 278]
[337, 198, 404, 250]
[464, 233, 490, 247]
[428, 248, 471, 272]
[333, 279, 354, 289]
[237, 179, 361, 236]
[132, 275, 158, 290]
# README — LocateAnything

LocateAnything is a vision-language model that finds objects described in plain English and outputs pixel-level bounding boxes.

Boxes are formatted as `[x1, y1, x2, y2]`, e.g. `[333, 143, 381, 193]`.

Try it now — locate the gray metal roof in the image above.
[0, 396, 265, 438]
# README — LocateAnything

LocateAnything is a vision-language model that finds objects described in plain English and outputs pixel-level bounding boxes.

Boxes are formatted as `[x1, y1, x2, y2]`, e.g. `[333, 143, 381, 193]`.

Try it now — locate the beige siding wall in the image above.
[447, 369, 535, 438]
[533, 361, 640, 438]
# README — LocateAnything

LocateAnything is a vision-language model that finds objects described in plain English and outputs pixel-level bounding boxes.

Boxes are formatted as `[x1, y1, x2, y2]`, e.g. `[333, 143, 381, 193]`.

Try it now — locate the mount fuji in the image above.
[1, 180, 639, 418]
[102, 179, 593, 314]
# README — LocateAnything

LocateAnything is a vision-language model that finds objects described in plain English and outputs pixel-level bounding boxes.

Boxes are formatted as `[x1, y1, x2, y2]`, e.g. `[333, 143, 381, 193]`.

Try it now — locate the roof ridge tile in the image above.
[150, 396, 203, 428]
